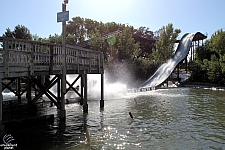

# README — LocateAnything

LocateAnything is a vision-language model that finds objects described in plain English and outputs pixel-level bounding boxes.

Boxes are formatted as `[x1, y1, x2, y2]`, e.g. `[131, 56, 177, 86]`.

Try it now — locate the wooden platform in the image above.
[0, 37, 104, 78]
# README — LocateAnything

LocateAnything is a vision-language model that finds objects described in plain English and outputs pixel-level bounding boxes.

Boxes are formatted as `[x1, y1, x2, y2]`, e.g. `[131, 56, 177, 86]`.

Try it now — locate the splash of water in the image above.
[87, 74, 127, 100]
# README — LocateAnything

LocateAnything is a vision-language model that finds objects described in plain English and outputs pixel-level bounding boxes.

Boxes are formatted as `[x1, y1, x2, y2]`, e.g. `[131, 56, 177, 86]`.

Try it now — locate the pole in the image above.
[60, 2, 67, 119]
[0, 78, 3, 126]
[100, 73, 104, 108]
[83, 73, 88, 113]
[0, 78, 5, 137]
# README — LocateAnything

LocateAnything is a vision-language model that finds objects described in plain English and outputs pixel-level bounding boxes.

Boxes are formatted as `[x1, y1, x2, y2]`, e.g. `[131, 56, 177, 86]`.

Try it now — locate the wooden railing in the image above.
[0, 37, 104, 78]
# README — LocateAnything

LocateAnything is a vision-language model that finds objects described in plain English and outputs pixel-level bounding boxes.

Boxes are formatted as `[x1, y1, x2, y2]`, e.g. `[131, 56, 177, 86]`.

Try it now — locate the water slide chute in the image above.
[140, 33, 198, 88]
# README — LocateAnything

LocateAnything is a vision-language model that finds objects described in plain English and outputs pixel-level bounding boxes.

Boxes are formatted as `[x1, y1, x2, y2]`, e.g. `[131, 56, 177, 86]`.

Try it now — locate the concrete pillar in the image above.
[83, 74, 88, 113]
[0, 78, 5, 136]
[100, 73, 104, 108]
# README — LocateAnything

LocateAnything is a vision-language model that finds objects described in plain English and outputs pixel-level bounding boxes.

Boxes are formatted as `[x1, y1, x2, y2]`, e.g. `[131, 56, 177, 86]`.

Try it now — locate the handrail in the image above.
[0, 37, 104, 77]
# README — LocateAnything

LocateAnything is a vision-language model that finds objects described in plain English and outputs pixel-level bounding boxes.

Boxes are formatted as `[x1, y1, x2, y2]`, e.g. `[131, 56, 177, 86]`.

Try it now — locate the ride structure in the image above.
[139, 32, 207, 90]
[0, 37, 105, 129]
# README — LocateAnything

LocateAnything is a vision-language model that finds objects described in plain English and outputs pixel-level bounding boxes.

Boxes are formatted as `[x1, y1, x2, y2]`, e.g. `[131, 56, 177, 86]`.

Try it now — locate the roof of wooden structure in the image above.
[176, 32, 207, 43]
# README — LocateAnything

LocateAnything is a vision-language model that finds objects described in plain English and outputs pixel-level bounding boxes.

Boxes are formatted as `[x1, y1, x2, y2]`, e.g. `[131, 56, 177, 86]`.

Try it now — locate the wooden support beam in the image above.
[66, 75, 81, 96]
[2, 78, 17, 95]
[57, 75, 61, 103]
[80, 74, 84, 105]
[177, 63, 180, 81]
[100, 73, 104, 108]
[32, 76, 59, 107]
[83, 73, 88, 113]
[16, 77, 21, 103]
[26, 77, 32, 104]
[0, 78, 4, 137]
[0, 78, 2, 125]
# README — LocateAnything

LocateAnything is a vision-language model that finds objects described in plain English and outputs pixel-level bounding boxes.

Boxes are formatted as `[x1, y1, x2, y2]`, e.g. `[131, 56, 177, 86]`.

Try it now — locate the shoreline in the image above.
[179, 81, 225, 91]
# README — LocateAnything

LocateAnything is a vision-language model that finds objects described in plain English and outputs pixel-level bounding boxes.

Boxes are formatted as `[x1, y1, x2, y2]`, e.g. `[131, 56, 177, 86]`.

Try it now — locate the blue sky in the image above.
[0, 0, 224, 39]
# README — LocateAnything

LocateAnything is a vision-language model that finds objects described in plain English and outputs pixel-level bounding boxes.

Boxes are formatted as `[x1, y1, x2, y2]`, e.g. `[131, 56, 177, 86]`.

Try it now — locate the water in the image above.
[2, 87, 225, 150]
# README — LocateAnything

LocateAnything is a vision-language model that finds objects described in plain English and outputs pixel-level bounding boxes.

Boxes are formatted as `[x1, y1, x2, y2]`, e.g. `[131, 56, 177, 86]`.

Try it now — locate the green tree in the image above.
[67, 17, 86, 44]
[3, 24, 32, 40]
[210, 29, 225, 56]
[207, 61, 223, 84]
[49, 34, 62, 44]
[115, 27, 140, 61]
[152, 23, 181, 62]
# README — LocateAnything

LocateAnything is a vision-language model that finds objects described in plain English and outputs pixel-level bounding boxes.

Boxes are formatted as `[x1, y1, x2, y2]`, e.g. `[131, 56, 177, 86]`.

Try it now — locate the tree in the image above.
[152, 23, 181, 62]
[210, 29, 225, 57]
[3, 24, 32, 40]
[115, 28, 140, 62]
[67, 17, 86, 44]
[3, 28, 14, 38]
[134, 26, 154, 40]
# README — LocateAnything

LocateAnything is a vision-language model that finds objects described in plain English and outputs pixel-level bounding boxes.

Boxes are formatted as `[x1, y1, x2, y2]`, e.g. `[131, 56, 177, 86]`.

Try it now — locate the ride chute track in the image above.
[140, 32, 199, 88]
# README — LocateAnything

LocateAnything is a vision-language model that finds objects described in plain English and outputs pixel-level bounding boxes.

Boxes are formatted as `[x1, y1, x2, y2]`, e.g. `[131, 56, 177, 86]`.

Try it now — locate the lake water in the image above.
[2, 87, 225, 150]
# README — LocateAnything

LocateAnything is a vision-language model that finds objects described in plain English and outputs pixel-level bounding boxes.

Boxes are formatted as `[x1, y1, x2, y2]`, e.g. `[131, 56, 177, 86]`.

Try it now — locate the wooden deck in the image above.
[0, 37, 104, 78]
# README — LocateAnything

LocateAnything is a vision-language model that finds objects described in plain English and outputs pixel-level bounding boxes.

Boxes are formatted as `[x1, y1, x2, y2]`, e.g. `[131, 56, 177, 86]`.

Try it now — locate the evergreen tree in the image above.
[3, 24, 32, 40]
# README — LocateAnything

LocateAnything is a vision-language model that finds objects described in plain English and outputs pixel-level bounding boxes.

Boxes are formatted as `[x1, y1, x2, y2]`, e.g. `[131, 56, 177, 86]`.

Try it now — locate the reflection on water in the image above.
[2, 88, 225, 149]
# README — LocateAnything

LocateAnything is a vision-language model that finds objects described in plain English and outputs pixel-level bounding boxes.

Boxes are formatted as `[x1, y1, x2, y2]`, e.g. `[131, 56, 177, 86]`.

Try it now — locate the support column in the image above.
[59, 74, 66, 119]
[166, 78, 168, 87]
[27, 77, 32, 104]
[57, 75, 61, 103]
[59, 2, 67, 120]
[0, 78, 5, 136]
[83, 73, 88, 113]
[80, 74, 84, 105]
[100, 73, 104, 108]
[185, 56, 188, 73]
[177, 63, 180, 81]
[16, 77, 21, 103]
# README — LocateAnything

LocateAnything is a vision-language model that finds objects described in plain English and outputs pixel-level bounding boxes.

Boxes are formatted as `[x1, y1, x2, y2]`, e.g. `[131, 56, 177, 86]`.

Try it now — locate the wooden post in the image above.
[57, 75, 61, 103]
[59, 2, 67, 120]
[4, 39, 9, 77]
[27, 77, 32, 104]
[177, 63, 180, 81]
[0, 78, 5, 136]
[83, 73, 88, 113]
[80, 74, 84, 105]
[16, 77, 21, 103]
[100, 73, 104, 108]
[0, 78, 3, 125]
[185, 56, 188, 73]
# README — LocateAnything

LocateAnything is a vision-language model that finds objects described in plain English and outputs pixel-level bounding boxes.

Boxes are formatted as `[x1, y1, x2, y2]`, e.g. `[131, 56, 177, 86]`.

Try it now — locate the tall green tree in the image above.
[152, 23, 181, 62]
[115, 27, 140, 61]
[3, 24, 32, 40]
[67, 17, 86, 44]
[210, 29, 225, 58]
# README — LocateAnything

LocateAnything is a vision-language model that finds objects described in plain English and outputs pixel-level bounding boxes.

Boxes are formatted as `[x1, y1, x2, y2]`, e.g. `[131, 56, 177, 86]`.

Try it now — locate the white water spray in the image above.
[87, 74, 127, 100]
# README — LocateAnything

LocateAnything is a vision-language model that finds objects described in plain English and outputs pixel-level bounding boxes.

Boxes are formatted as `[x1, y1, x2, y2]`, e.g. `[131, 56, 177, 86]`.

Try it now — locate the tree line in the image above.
[2, 17, 181, 84]
[188, 29, 225, 85]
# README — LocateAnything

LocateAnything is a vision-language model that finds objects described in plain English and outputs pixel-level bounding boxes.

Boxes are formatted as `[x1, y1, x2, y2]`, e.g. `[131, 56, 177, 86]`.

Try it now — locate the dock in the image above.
[0, 37, 105, 131]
